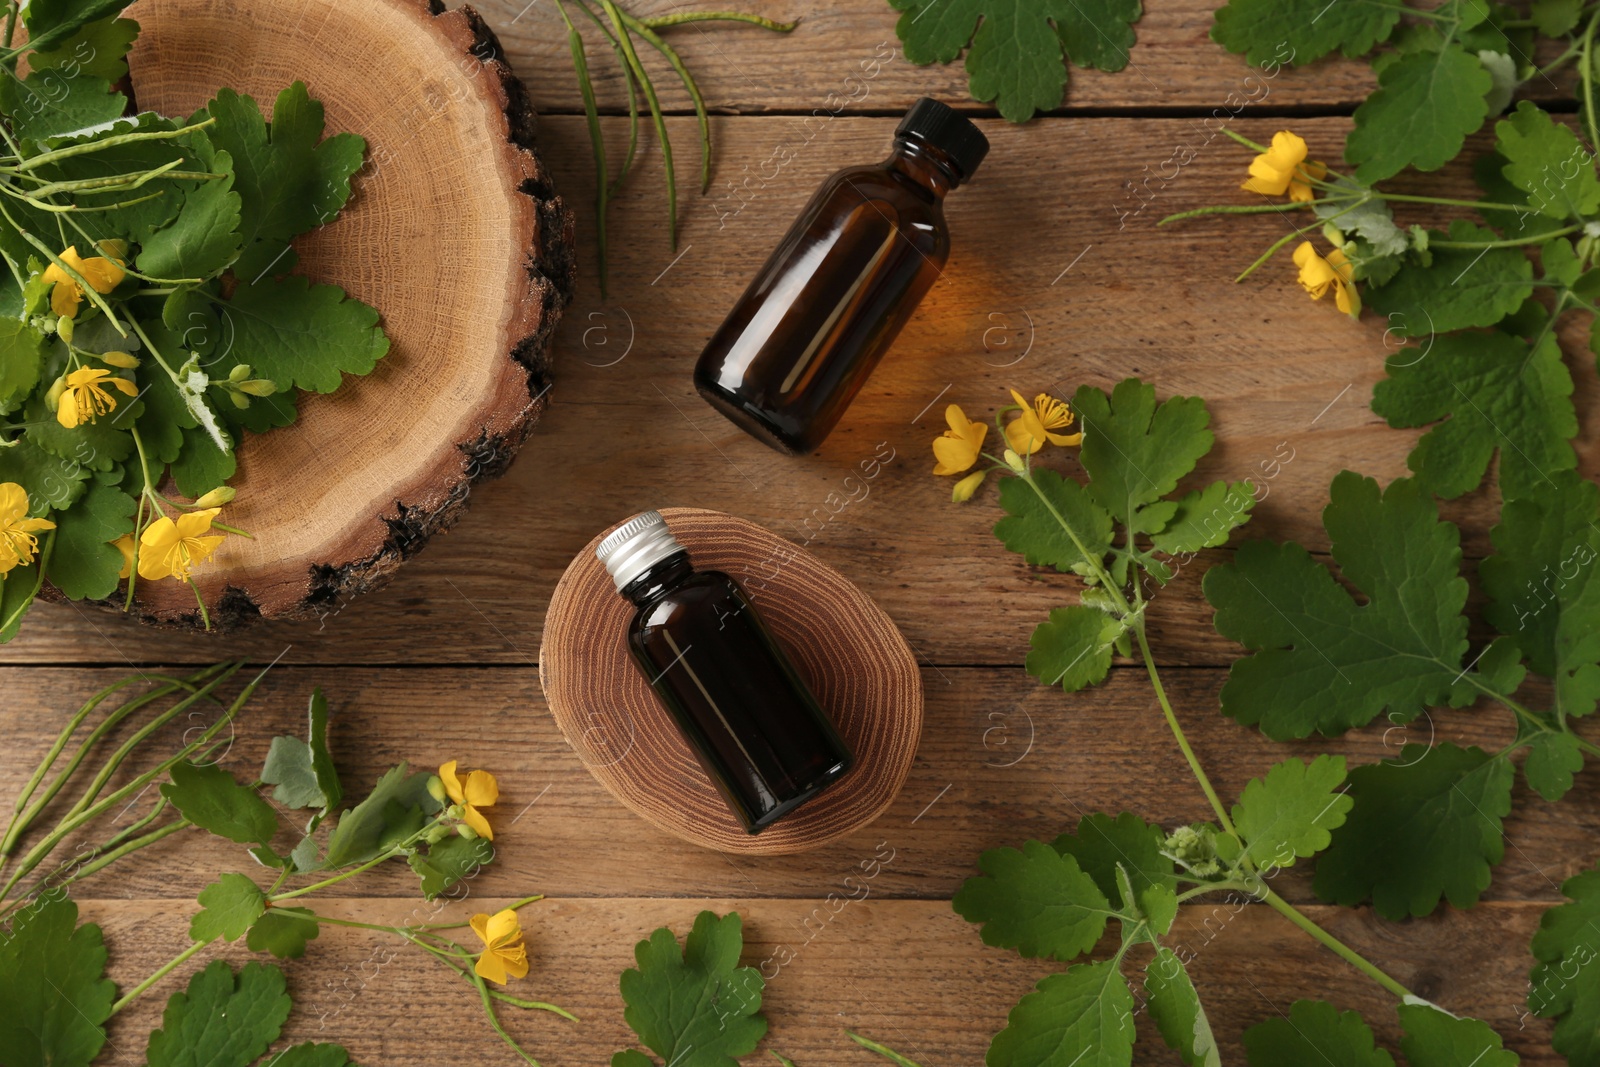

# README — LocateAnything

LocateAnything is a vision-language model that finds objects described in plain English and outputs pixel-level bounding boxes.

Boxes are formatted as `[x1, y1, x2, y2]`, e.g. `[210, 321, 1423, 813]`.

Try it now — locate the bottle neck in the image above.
[887, 136, 961, 198]
[619, 550, 694, 607]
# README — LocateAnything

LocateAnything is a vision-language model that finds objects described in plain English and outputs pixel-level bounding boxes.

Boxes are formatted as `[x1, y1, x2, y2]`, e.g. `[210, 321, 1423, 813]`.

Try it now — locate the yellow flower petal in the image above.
[463, 769, 499, 808]
[1240, 131, 1308, 198]
[951, 470, 985, 503]
[440, 760, 465, 805]
[113, 535, 135, 580]
[931, 404, 986, 475]
[474, 945, 510, 984]
[470, 911, 491, 945]
[484, 909, 521, 947]
[461, 804, 494, 841]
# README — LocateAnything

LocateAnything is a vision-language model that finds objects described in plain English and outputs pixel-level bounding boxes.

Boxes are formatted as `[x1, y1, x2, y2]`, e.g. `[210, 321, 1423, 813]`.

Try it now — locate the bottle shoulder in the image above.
[627, 570, 745, 634]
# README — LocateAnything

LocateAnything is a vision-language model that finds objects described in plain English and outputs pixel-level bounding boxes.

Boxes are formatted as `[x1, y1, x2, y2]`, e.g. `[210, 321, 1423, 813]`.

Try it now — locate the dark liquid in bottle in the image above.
[694, 143, 955, 455]
[621, 551, 852, 832]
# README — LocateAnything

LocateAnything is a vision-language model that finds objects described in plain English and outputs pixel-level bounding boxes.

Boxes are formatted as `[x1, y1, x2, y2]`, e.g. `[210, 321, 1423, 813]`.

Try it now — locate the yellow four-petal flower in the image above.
[0, 482, 54, 575]
[440, 759, 499, 840]
[931, 404, 987, 476]
[1293, 241, 1359, 316]
[1004, 389, 1081, 455]
[1242, 131, 1325, 203]
[57, 367, 137, 429]
[138, 507, 225, 583]
[41, 242, 127, 319]
[470, 908, 530, 984]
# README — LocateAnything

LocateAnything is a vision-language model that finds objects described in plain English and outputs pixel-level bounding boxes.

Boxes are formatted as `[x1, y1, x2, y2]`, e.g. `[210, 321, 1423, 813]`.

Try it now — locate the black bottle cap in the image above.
[895, 97, 989, 182]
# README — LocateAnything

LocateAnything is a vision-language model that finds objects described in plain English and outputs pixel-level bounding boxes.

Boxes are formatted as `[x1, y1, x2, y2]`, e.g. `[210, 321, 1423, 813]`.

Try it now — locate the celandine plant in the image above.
[0, 665, 572, 1067]
[929, 379, 1546, 1065]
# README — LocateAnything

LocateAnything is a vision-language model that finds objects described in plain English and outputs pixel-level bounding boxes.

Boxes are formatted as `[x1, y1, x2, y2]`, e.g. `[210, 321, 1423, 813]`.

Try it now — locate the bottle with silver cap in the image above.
[596, 510, 853, 833]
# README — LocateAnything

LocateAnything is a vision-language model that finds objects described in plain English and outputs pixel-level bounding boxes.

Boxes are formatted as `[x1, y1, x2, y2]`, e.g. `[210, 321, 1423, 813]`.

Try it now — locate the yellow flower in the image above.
[0, 482, 54, 575]
[56, 367, 137, 429]
[1004, 389, 1081, 455]
[1242, 131, 1325, 202]
[41, 242, 127, 319]
[1293, 241, 1360, 317]
[470, 908, 529, 984]
[137, 508, 225, 582]
[931, 404, 987, 476]
[112, 534, 135, 580]
[440, 760, 499, 840]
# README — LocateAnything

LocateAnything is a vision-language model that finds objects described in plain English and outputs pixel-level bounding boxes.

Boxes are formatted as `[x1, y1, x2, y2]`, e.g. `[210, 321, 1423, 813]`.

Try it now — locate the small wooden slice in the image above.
[540, 508, 924, 855]
[100, 0, 574, 626]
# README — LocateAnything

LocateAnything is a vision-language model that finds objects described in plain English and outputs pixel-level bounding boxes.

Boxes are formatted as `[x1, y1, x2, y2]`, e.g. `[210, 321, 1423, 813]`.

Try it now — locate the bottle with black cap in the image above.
[596, 510, 853, 834]
[694, 97, 989, 454]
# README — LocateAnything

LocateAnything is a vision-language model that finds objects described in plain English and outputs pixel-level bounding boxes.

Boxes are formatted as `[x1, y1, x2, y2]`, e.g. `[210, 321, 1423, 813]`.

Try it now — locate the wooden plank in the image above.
[75, 895, 1558, 1065]
[4, 666, 1584, 906]
[1, 116, 1591, 665]
[471, 0, 1569, 114]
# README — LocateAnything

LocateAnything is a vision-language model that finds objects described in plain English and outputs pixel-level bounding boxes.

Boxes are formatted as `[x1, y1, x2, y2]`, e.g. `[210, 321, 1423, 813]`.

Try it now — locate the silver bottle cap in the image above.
[596, 510, 687, 592]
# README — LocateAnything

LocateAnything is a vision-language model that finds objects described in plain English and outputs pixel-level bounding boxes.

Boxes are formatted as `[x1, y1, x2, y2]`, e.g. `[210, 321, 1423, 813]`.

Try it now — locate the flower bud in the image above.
[228, 363, 253, 383]
[423, 824, 450, 844]
[426, 775, 448, 804]
[237, 379, 277, 397]
[951, 470, 985, 503]
[193, 486, 236, 509]
[1003, 449, 1025, 473]
[44, 376, 66, 412]
[455, 823, 479, 840]
[229, 391, 250, 409]
[100, 350, 138, 369]
[56, 314, 72, 344]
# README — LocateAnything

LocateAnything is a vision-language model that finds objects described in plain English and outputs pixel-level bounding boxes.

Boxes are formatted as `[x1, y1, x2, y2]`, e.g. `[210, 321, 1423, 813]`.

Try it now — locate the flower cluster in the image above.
[930, 388, 1083, 502]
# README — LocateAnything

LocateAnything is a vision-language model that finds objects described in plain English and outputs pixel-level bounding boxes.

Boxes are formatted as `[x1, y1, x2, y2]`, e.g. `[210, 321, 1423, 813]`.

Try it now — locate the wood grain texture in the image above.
[104, 0, 574, 624]
[542, 508, 922, 854]
[5, 115, 1593, 665]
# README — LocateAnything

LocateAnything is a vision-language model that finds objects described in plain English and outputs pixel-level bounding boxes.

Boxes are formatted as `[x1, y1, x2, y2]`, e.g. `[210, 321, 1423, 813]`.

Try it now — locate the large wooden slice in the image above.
[540, 508, 924, 855]
[103, 0, 574, 626]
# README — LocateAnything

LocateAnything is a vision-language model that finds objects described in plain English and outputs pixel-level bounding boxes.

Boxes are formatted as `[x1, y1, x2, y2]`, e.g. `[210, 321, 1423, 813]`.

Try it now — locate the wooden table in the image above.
[3, 1, 1594, 1062]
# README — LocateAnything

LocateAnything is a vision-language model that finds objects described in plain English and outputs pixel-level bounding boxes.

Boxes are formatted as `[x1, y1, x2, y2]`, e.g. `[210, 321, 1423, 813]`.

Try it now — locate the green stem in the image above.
[269, 819, 442, 901]
[1159, 201, 1316, 225]
[596, 0, 678, 249]
[553, 0, 610, 299]
[1431, 225, 1582, 248]
[417, 893, 546, 929]
[638, 10, 797, 30]
[1233, 198, 1367, 283]
[1221, 127, 1270, 154]
[615, 9, 712, 194]
[1583, 7, 1600, 151]
[1258, 886, 1412, 999]
[108, 939, 209, 1015]
[474, 970, 544, 1066]
[1135, 624, 1236, 835]
[0, 197, 125, 332]
[10, 117, 217, 172]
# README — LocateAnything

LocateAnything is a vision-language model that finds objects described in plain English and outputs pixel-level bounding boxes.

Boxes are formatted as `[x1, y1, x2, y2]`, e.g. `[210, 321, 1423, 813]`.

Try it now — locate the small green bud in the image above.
[426, 775, 448, 804]
[1003, 449, 1025, 473]
[56, 314, 72, 343]
[44, 376, 66, 411]
[423, 824, 450, 844]
[228, 363, 253, 383]
[229, 391, 250, 409]
[100, 350, 138, 369]
[192, 486, 236, 509]
[237, 379, 277, 397]
[455, 823, 479, 840]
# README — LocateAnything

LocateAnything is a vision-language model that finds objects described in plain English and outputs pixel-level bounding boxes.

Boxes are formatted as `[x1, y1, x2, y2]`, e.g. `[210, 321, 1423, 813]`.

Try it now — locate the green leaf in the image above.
[138, 148, 244, 281]
[168, 424, 237, 499]
[952, 839, 1116, 961]
[203, 82, 366, 255]
[218, 274, 388, 394]
[1210, 0, 1394, 65]
[245, 907, 320, 959]
[44, 482, 132, 600]
[1243, 1000, 1393, 1067]
[320, 762, 440, 869]
[1345, 46, 1492, 183]
[1524, 731, 1585, 802]
[1232, 755, 1353, 868]
[1481, 471, 1600, 720]
[885, 0, 1139, 123]
[1149, 480, 1255, 555]
[615, 911, 766, 1067]
[1495, 101, 1600, 220]
[23, 393, 133, 474]
[29, 16, 139, 81]
[409, 833, 495, 900]
[993, 468, 1114, 575]
[1474, 151, 1547, 240]
[1204, 473, 1469, 739]
[1530, 865, 1600, 1063]
[0, 894, 115, 1067]
[0, 318, 46, 413]
[1532, 0, 1583, 32]
[1314, 743, 1513, 918]
[1371, 329, 1575, 499]
[988, 960, 1135, 1067]
[0, 72, 127, 142]
[0, 558, 43, 641]
[1025, 605, 1121, 692]
[1145, 949, 1220, 1067]
[22, 0, 135, 54]
[1052, 810, 1176, 905]
[1072, 379, 1212, 528]
[0, 436, 88, 511]
[145, 960, 291, 1067]
[159, 760, 280, 847]
[1365, 220, 1535, 336]
[260, 687, 342, 813]
[191, 873, 268, 943]
[1397, 1002, 1519, 1066]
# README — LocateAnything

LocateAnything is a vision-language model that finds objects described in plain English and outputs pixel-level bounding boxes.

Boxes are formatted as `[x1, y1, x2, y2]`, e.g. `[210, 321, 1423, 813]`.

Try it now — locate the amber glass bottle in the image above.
[694, 97, 989, 454]
[597, 511, 853, 833]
